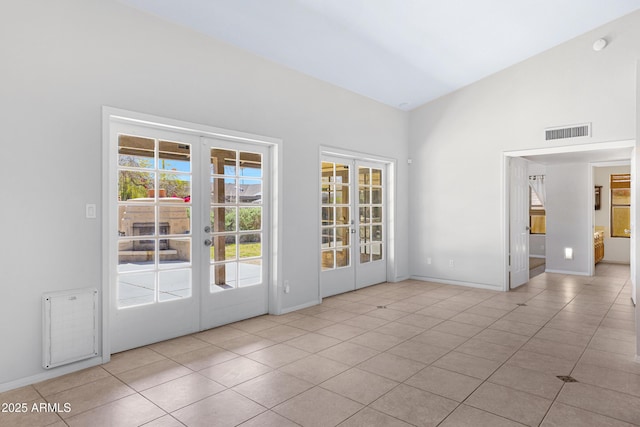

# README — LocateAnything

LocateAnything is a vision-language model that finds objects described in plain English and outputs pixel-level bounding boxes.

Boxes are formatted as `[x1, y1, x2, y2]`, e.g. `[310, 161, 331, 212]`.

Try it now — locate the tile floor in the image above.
[1, 263, 638, 426]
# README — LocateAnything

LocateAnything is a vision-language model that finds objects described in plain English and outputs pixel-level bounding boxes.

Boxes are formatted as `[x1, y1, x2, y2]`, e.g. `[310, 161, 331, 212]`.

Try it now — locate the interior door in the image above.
[320, 156, 387, 298]
[510, 157, 530, 288]
[111, 123, 200, 352]
[200, 138, 270, 329]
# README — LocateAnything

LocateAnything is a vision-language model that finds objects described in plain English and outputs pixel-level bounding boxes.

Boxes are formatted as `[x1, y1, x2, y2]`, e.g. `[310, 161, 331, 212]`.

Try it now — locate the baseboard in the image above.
[410, 276, 502, 292]
[0, 356, 104, 393]
[529, 255, 546, 259]
[277, 299, 321, 315]
[391, 275, 411, 282]
[544, 269, 590, 276]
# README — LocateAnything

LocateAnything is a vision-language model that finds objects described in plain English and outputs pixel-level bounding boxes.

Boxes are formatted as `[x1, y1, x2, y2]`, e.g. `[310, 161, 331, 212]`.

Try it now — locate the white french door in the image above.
[199, 138, 270, 329]
[320, 155, 387, 298]
[109, 119, 270, 352]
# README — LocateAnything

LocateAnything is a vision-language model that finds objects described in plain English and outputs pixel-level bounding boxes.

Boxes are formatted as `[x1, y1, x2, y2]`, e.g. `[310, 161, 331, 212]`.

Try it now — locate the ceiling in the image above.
[118, 0, 640, 111]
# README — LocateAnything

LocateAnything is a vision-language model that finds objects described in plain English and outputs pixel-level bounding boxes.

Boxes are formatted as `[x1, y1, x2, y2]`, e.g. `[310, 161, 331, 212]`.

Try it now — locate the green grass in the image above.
[211, 242, 261, 259]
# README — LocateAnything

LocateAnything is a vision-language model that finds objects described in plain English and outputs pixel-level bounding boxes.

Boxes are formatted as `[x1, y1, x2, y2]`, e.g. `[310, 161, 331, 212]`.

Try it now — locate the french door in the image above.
[109, 120, 270, 352]
[320, 155, 387, 298]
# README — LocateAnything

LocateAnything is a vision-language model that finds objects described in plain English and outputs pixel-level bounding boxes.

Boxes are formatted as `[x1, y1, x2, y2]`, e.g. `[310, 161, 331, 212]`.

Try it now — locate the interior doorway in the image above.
[503, 140, 636, 299]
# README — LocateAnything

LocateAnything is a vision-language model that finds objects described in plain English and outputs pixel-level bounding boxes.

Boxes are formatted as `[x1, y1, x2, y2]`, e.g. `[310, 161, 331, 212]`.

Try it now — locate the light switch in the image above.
[86, 204, 96, 219]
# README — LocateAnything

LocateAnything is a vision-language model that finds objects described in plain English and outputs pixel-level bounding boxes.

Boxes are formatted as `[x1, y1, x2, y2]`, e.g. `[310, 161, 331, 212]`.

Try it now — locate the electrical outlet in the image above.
[284, 280, 290, 293]
[449, 259, 454, 268]
[427, 257, 432, 265]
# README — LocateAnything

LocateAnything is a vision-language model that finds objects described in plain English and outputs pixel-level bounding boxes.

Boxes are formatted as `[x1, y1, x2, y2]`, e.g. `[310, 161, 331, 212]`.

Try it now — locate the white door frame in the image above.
[102, 107, 283, 360]
[502, 140, 636, 292]
[318, 146, 397, 300]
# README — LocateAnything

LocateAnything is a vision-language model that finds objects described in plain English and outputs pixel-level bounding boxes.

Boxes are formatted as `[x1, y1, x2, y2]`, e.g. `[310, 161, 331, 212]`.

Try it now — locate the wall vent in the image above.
[545, 123, 591, 141]
[42, 288, 99, 369]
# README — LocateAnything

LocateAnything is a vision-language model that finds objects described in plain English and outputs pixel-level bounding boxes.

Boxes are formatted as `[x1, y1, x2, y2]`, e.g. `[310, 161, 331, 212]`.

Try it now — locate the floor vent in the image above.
[377, 306, 387, 309]
[545, 123, 591, 141]
[516, 303, 527, 306]
[43, 288, 99, 369]
[557, 375, 578, 383]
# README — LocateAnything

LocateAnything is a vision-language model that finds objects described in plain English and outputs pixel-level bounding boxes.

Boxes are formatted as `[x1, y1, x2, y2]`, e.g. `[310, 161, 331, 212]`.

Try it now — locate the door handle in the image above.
[204, 239, 212, 247]
[204, 226, 211, 233]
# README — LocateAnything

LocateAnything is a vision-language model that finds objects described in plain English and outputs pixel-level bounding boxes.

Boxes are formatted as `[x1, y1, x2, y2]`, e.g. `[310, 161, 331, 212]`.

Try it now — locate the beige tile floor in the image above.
[2, 263, 638, 426]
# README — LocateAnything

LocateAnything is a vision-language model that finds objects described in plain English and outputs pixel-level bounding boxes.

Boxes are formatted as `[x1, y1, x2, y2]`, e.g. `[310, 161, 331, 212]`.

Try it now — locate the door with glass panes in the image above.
[111, 120, 270, 352]
[320, 156, 387, 298]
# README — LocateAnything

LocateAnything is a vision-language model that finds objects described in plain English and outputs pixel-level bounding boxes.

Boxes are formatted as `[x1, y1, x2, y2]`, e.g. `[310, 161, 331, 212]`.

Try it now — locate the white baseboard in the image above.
[529, 255, 546, 259]
[277, 299, 321, 315]
[0, 356, 104, 393]
[544, 269, 590, 276]
[391, 275, 411, 282]
[410, 276, 502, 292]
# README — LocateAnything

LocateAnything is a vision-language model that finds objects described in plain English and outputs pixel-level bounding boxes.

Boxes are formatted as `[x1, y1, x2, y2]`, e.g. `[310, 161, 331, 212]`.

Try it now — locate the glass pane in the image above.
[336, 164, 349, 184]
[239, 207, 262, 231]
[371, 206, 382, 223]
[322, 228, 334, 248]
[211, 234, 237, 261]
[372, 225, 383, 242]
[336, 227, 350, 248]
[210, 262, 237, 291]
[239, 259, 261, 287]
[118, 170, 154, 201]
[118, 271, 155, 307]
[371, 169, 382, 186]
[239, 234, 261, 258]
[372, 243, 383, 261]
[159, 173, 191, 199]
[336, 207, 350, 225]
[118, 240, 155, 272]
[612, 188, 631, 205]
[359, 207, 370, 224]
[336, 248, 349, 268]
[159, 141, 190, 172]
[612, 206, 631, 237]
[159, 269, 191, 301]
[322, 207, 334, 226]
[210, 206, 236, 231]
[118, 204, 155, 237]
[360, 245, 371, 264]
[322, 184, 333, 204]
[211, 148, 236, 176]
[335, 185, 349, 204]
[239, 179, 262, 204]
[158, 204, 191, 235]
[360, 226, 370, 243]
[159, 238, 191, 266]
[359, 168, 370, 185]
[321, 162, 334, 183]
[239, 151, 262, 177]
[371, 188, 382, 204]
[118, 135, 154, 169]
[211, 178, 236, 204]
[322, 250, 335, 270]
[359, 188, 370, 204]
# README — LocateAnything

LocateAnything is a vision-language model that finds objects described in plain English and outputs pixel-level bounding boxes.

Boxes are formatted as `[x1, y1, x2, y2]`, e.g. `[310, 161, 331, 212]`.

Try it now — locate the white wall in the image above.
[594, 165, 631, 263]
[409, 10, 640, 289]
[0, 0, 409, 389]
[545, 164, 591, 274]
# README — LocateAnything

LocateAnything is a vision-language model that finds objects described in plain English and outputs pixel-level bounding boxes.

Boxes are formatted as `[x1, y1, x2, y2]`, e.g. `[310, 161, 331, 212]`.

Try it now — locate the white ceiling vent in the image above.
[545, 123, 591, 141]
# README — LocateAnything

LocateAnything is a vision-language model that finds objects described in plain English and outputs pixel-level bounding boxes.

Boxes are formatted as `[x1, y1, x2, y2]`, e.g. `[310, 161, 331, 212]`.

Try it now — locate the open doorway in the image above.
[503, 140, 636, 296]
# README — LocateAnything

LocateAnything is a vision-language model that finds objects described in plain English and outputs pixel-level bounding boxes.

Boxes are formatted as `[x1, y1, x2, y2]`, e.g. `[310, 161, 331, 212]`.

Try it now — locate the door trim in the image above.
[318, 146, 397, 300]
[102, 107, 283, 359]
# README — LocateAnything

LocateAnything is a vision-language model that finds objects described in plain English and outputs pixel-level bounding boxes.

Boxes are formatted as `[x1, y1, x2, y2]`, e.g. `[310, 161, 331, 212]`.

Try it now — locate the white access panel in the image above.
[43, 288, 98, 369]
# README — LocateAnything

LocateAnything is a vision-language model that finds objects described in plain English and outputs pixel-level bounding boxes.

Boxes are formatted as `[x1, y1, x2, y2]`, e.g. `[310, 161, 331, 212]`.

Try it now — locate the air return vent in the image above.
[545, 123, 591, 141]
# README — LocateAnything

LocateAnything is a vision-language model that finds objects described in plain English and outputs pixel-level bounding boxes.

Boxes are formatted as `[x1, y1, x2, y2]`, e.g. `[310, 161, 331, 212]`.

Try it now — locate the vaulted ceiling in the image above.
[119, 0, 640, 110]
